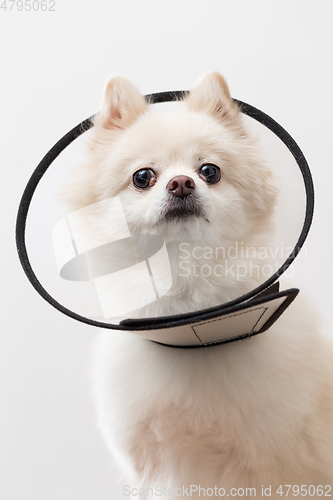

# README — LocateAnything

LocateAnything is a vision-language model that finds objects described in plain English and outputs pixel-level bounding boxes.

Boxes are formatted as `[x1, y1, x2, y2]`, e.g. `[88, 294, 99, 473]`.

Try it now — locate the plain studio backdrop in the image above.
[1, 1, 333, 498]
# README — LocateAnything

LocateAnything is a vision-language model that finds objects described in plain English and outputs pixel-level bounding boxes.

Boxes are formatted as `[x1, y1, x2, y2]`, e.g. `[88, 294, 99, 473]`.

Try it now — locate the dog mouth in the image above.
[162, 195, 205, 222]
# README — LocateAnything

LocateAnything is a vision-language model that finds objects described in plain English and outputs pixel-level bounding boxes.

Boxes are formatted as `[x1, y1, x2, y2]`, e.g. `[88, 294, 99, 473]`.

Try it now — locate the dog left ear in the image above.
[186, 72, 240, 124]
[98, 76, 148, 130]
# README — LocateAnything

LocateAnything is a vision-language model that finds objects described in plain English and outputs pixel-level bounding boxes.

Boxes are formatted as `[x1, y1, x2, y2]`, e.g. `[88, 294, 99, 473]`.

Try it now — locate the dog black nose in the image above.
[167, 175, 195, 198]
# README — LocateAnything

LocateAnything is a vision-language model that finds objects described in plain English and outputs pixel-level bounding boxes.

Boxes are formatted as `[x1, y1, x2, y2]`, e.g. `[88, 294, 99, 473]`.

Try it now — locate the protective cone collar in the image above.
[16, 91, 314, 348]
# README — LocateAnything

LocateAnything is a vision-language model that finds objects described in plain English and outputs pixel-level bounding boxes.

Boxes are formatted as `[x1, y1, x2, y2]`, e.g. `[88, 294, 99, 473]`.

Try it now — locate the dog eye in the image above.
[133, 169, 156, 189]
[199, 164, 221, 184]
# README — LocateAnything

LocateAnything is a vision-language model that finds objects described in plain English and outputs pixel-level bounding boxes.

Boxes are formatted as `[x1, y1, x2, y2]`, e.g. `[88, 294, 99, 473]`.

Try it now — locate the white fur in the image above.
[65, 73, 333, 498]
[93, 295, 333, 498]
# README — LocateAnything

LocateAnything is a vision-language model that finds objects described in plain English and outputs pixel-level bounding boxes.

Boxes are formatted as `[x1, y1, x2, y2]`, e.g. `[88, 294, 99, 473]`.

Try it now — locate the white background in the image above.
[1, 1, 333, 499]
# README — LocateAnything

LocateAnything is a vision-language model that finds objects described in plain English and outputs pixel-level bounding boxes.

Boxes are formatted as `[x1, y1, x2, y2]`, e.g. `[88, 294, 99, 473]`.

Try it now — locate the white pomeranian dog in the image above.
[65, 73, 333, 498]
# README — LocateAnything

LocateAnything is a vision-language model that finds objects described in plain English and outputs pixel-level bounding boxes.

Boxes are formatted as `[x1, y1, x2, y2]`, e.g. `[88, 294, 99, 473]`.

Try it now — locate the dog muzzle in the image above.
[16, 91, 314, 348]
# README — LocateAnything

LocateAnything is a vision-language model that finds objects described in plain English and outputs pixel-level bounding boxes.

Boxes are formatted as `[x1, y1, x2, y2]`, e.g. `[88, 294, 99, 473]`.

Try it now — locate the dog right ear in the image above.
[186, 72, 240, 125]
[97, 77, 148, 130]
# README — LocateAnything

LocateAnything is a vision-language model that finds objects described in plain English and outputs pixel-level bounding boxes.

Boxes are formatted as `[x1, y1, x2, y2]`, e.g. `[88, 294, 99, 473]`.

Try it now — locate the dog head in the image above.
[68, 73, 277, 250]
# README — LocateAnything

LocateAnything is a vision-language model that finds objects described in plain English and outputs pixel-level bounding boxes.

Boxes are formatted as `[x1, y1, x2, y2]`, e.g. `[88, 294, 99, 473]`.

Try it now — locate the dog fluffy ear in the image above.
[98, 77, 147, 130]
[186, 72, 240, 124]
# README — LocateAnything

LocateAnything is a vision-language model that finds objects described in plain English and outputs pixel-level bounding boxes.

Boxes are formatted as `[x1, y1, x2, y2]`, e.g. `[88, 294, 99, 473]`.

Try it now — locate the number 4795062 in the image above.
[0, 0, 55, 11]
[276, 485, 332, 497]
